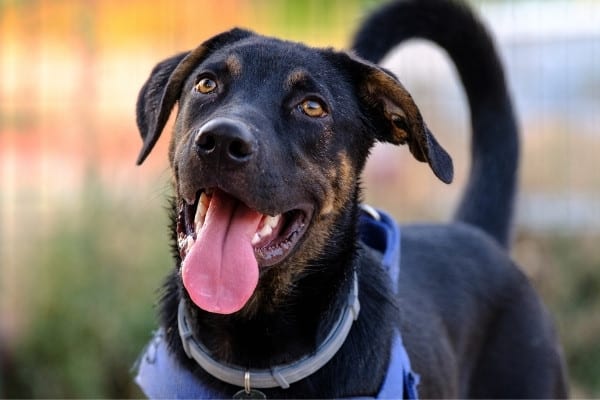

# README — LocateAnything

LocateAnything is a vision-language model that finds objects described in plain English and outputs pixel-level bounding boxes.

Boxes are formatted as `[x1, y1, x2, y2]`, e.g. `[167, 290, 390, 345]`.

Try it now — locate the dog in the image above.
[134, 0, 567, 398]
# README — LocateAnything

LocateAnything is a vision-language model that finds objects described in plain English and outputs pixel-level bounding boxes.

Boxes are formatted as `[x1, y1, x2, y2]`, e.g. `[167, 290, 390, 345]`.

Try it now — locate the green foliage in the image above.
[522, 233, 600, 396]
[4, 178, 171, 398]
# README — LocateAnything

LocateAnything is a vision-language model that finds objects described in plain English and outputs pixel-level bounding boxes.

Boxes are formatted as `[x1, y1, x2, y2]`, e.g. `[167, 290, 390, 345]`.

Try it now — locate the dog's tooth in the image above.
[200, 192, 211, 207]
[194, 192, 210, 232]
[260, 224, 273, 238]
[265, 215, 281, 229]
[195, 201, 207, 225]
[178, 235, 187, 250]
[251, 215, 280, 246]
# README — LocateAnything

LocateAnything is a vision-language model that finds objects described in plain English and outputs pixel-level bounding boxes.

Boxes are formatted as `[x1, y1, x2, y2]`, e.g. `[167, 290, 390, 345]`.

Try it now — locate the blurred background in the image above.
[1, 0, 599, 397]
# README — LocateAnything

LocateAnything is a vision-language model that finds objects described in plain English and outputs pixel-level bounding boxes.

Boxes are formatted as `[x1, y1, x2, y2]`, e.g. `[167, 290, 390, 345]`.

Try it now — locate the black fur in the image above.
[136, 1, 566, 398]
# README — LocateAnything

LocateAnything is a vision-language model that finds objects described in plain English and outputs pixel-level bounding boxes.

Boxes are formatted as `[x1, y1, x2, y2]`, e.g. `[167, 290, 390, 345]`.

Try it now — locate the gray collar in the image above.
[177, 272, 360, 390]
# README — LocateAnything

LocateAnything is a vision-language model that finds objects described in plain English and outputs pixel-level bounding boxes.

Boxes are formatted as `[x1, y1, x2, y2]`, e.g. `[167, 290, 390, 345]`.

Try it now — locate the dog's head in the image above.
[136, 29, 453, 315]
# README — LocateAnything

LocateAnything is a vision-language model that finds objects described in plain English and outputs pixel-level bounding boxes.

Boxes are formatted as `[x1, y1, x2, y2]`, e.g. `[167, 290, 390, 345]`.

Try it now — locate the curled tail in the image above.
[352, 0, 519, 249]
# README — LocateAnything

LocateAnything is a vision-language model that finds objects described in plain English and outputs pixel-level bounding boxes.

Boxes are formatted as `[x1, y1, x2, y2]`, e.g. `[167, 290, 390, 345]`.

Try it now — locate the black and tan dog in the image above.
[134, 0, 567, 398]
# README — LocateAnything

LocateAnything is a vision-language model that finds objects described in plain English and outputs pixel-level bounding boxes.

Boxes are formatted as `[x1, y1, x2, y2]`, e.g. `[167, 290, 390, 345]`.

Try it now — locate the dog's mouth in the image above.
[176, 188, 312, 314]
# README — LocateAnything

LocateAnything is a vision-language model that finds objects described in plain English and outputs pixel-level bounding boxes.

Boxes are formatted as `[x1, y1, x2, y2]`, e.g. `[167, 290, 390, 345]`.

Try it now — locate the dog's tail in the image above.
[352, 0, 519, 249]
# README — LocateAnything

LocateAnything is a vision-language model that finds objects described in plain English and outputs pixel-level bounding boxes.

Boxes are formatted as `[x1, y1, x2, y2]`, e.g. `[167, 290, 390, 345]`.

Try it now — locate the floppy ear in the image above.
[336, 52, 453, 183]
[136, 51, 188, 164]
[135, 28, 253, 165]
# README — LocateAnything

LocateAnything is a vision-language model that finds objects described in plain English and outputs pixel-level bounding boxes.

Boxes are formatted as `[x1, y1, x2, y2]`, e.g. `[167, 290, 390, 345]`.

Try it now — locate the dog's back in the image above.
[354, 1, 567, 397]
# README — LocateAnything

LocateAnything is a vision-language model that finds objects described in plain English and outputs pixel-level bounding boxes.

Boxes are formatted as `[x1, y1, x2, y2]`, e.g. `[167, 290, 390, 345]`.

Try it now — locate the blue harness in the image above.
[135, 207, 419, 399]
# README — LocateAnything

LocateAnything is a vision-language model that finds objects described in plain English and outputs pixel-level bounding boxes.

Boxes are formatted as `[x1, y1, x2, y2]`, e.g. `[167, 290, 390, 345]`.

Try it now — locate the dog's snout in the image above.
[195, 118, 257, 164]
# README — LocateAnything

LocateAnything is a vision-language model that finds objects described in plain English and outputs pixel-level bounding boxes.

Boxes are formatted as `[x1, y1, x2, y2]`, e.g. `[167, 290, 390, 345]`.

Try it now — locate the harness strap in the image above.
[135, 329, 220, 399]
[358, 206, 401, 293]
[358, 207, 419, 399]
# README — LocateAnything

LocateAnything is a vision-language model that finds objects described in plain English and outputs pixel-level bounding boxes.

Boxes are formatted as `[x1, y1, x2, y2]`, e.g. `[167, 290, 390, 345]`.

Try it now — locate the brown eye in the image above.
[300, 99, 327, 118]
[195, 77, 217, 94]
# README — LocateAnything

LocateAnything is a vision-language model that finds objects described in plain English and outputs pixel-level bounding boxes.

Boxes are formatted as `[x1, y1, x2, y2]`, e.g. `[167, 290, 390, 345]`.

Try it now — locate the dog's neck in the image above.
[180, 251, 357, 368]
[157, 249, 395, 397]
[176, 269, 360, 389]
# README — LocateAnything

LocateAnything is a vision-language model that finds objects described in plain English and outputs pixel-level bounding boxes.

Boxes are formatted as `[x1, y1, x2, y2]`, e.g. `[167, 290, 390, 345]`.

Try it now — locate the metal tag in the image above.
[232, 389, 267, 399]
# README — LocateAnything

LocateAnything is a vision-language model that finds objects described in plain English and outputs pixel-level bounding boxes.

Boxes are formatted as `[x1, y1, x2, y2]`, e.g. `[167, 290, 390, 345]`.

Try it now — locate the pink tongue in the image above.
[182, 190, 263, 314]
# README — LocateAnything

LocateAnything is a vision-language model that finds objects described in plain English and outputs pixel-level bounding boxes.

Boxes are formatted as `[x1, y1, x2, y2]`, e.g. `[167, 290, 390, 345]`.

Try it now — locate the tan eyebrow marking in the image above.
[284, 68, 310, 90]
[225, 54, 242, 77]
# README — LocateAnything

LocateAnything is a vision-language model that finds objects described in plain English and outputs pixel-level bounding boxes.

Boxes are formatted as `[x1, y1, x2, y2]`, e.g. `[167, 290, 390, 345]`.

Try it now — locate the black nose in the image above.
[195, 118, 257, 164]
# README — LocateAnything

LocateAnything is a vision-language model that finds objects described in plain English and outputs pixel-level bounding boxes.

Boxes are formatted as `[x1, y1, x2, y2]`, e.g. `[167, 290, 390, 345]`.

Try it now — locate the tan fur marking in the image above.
[284, 68, 309, 90]
[320, 152, 355, 217]
[320, 195, 335, 216]
[363, 69, 433, 161]
[333, 153, 354, 210]
[226, 54, 242, 77]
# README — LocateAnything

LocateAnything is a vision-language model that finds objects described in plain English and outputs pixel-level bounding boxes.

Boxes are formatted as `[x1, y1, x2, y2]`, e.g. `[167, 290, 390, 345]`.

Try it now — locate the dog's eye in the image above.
[299, 99, 327, 118]
[195, 77, 218, 94]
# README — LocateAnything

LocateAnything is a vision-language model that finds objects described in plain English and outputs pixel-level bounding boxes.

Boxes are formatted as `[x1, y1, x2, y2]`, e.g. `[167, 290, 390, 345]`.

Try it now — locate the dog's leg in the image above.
[468, 285, 568, 398]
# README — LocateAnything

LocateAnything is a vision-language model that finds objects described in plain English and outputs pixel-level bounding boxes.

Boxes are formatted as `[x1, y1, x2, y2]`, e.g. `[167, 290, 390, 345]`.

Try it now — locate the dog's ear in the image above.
[332, 52, 453, 183]
[136, 28, 253, 165]
[136, 51, 188, 164]
[363, 67, 453, 183]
